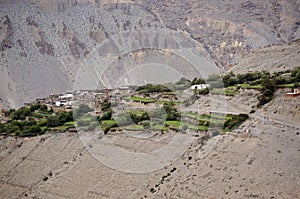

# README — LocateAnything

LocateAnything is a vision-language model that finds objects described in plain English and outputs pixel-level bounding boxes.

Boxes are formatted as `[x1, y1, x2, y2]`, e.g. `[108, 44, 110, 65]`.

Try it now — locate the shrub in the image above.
[11, 107, 32, 120]
[141, 121, 150, 129]
[47, 116, 60, 127]
[129, 111, 150, 124]
[223, 114, 249, 131]
[40, 104, 48, 112]
[101, 100, 111, 112]
[198, 88, 209, 95]
[4, 123, 20, 134]
[19, 125, 43, 137]
[30, 104, 41, 112]
[100, 109, 112, 120]
[4, 109, 15, 117]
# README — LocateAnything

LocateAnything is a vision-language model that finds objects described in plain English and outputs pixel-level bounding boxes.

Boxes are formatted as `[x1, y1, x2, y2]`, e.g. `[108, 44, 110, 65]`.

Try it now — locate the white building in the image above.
[191, 84, 209, 90]
[59, 93, 73, 99]
[55, 100, 69, 107]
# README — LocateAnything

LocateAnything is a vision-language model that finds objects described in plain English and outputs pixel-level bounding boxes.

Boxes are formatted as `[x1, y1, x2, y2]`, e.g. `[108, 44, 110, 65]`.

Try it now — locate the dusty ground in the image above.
[0, 94, 299, 199]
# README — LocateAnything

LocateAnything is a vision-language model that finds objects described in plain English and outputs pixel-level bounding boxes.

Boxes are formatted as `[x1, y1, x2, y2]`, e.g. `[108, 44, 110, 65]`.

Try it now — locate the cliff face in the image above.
[1, 0, 92, 12]
[1, 0, 134, 12]
[0, 0, 299, 108]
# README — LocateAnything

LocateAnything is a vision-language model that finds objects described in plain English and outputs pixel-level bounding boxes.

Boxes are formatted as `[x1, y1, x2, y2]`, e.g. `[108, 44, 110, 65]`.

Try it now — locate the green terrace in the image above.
[4, 67, 298, 137]
[124, 96, 157, 103]
[80, 109, 248, 133]
[124, 96, 182, 105]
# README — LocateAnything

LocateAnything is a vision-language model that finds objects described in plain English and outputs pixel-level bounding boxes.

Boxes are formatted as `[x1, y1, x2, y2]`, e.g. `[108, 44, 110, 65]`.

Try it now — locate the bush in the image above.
[30, 104, 41, 112]
[56, 111, 73, 124]
[47, 116, 60, 127]
[4, 123, 20, 134]
[129, 111, 150, 124]
[250, 109, 255, 114]
[198, 88, 209, 95]
[11, 107, 32, 120]
[101, 100, 111, 112]
[28, 125, 43, 135]
[223, 114, 249, 131]
[4, 109, 15, 117]
[40, 104, 48, 112]
[19, 125, 43, 137]
[238, 113, 249, 121]
[141, 121, 150, 129]
[38, 119, 48, 127]
[100, 109, 112, 120]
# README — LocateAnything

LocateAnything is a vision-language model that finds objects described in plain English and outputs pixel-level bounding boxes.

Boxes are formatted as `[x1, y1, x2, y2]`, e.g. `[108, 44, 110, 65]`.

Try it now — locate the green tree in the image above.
[163, 101, 180, 121]
[257, 78, 276, 107]
[47, 116, 60, 127]
[30, 104, 41, 112]
[100, 109, 112, 120]
[40, 104, 48, 112]
[261, 78, 276, 92]
[101, 100, 111, 112]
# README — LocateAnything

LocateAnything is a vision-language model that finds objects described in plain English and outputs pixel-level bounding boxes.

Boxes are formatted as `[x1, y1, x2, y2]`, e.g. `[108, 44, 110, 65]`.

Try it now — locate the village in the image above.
[16, 83, 209, 118]
[0, 67, 299, 137]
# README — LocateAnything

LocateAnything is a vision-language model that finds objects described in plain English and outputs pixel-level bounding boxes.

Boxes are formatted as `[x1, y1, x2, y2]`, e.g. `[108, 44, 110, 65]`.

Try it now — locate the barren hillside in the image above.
[0, 96, 299, 198]
[0, 0, 300, 107]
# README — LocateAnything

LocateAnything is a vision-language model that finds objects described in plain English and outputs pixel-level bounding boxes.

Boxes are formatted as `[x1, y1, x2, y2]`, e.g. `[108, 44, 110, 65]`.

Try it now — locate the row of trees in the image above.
[136, 83, 171, 94]
[0, 103, 96, 137]
[4, 104, 53, 120]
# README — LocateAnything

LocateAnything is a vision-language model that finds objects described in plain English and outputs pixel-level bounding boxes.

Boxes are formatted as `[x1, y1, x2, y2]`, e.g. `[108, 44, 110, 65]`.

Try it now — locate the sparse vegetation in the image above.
[223, 114, 249, 131]
[136, 83, 171, 94]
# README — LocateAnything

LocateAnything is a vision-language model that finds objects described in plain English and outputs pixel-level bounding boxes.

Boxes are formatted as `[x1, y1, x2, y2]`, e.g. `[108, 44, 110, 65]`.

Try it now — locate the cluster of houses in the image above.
[1, 83, 299, 120]
[24, 87, 132, 113]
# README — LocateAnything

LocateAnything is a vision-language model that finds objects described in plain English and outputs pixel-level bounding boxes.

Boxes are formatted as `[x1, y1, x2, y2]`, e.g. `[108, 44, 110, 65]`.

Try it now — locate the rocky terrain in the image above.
[231, 39, 300, 74]
[0, 0, 300, 108]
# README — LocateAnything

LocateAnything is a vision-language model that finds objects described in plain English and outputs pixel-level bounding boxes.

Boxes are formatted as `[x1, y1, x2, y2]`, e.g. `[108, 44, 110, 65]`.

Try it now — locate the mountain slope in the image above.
[0, 0, 299, 107]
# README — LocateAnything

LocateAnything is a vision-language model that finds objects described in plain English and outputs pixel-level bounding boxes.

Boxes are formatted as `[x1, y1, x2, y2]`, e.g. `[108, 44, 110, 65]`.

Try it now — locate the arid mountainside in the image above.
[0, 0, 300, 108]
[231, 39, 300, 74]
[0, 92, 299, 198]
